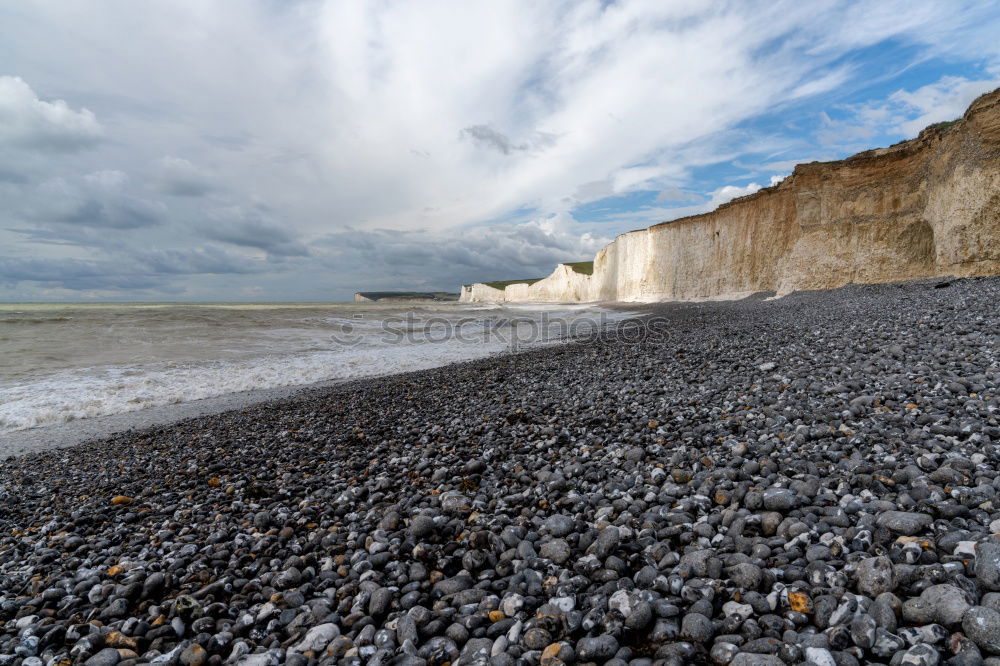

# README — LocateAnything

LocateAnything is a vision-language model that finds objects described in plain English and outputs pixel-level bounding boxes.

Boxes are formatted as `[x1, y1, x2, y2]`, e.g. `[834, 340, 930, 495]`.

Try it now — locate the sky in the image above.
[1, 1, 999, 302]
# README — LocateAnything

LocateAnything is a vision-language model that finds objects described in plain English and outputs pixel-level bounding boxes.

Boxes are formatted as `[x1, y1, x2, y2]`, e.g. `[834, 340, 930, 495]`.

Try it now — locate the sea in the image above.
[0, 301, 630, 436]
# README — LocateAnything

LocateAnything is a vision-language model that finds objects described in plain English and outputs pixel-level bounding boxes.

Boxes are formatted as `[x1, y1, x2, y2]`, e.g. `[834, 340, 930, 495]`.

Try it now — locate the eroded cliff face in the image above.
[461, 89, 1000, 303]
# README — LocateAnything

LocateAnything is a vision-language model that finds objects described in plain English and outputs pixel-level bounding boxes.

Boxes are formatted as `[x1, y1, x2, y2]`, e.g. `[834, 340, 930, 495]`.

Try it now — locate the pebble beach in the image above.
[1, 277, 999, 666]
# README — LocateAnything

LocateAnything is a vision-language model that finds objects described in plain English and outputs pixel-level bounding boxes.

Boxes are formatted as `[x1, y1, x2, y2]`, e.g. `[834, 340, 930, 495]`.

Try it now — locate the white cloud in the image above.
[893, 76, 1000, 135]
[1, 1, 999, 298]
[819, 75, 1000, 147]
[0, 76, 102, 152]
[709, 183, 764, 207]
[305, 0, 998, 231]
[582, 177, 785, 229]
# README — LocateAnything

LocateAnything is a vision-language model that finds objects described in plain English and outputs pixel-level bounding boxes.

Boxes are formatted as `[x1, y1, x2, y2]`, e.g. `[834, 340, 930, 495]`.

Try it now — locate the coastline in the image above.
[0, 378, 351, 457]
[0, 279, 951, 458]
[0, 305, 646, 457]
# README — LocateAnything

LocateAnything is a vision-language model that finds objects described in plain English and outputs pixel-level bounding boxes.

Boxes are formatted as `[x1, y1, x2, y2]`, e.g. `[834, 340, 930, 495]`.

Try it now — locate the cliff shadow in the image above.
[898, 218, 937, 269]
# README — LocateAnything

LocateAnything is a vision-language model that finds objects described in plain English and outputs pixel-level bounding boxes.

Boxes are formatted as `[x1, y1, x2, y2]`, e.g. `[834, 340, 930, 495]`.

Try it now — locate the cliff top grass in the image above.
[562, 261, 594, 275]
[482, 278, 543, 290]
[925, 118, 961, 132]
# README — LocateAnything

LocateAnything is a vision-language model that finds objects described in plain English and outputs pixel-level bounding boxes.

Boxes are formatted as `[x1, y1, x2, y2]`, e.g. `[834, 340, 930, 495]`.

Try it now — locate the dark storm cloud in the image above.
[6, 224, 129, 248]
[135, 247, 261, 275]
[19, 173, 165, 230]
[0, 247, 261, 291]
[202, 217, 310, 258]
[0, 256, 161, 290]
[54, 197, 162, 229]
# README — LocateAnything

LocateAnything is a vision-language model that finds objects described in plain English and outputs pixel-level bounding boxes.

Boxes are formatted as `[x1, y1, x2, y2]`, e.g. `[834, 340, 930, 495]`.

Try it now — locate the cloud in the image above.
[459, 125, 558, 155]
[0, 246, 260, 292]
[0, 167, 28, 184]
[316, 213, 610, 288]
[18, 174, 164, 230]
[0, 76, 103, 152]
[732, 156, 834, 178]
[2, 2, 1000, 299]
[201, 209, 309, 257]
[589, 178, 786, 228]
[819, 75, 1000, 147]
[155, 157, 215, 197]
[134, 247, 261, 275]
[655, 187, 703, 204]
[0, 256, 159, 290]
[85, 169, 127, 188]
[893, 76, 1000, 135]
[710, 183, 765, 206]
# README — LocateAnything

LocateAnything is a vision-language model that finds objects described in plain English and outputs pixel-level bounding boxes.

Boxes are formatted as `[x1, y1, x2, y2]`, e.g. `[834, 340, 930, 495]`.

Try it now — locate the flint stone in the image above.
[460, 638, 493, 662]
[84, 649, 120, 666]
[964, 606, 1000, 655]
[539, 539, 571, 564]
[575, 635, 619, 661]
[408, 515, 435, 539]
[876, 511, 932, 535]
[804, 647, 836, 666]
[900, 643, 940, 666]
[921, 584, 971, 626]
[369, 588, 393, 617]
[680, 612, 714, 642]
[544, 515, 574, 537]
[762, 488, 797, 511]
[588, 526, 621, 559]
[710, 642, 739, 665]
[729, 654, 784, 666]
[856, 556, 896, 597]
[291, 624, 339, 654]
[728, 563, 762, 590]
[975, 543, 1000, 591]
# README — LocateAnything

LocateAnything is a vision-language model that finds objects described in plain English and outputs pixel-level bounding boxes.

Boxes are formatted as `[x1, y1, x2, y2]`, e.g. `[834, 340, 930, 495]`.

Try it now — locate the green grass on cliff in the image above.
[562, 261, 594, 275]
[483, 278, 543, 290]
[925, 118, 960, 132]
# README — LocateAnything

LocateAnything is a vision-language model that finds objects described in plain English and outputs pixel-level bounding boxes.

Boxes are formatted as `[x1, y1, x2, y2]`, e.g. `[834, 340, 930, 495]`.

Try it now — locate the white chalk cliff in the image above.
[460, 89, 1000, 303]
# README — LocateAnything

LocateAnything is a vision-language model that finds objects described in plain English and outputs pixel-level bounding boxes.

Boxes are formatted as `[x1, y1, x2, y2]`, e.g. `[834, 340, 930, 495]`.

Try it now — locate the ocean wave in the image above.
[0, 343, 490, 432]
[0, 304, 636, 434]
[0, 316, 74, 325]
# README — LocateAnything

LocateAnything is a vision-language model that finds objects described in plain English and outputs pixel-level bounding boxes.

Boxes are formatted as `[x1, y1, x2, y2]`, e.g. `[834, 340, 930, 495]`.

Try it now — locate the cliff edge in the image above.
[461, 88, 1000, 303]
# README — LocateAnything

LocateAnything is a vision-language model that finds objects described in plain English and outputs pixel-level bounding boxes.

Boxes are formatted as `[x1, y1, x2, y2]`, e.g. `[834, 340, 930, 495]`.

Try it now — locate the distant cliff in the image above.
[355, 291, 458, 303]
[461, 88, 1000, 303]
